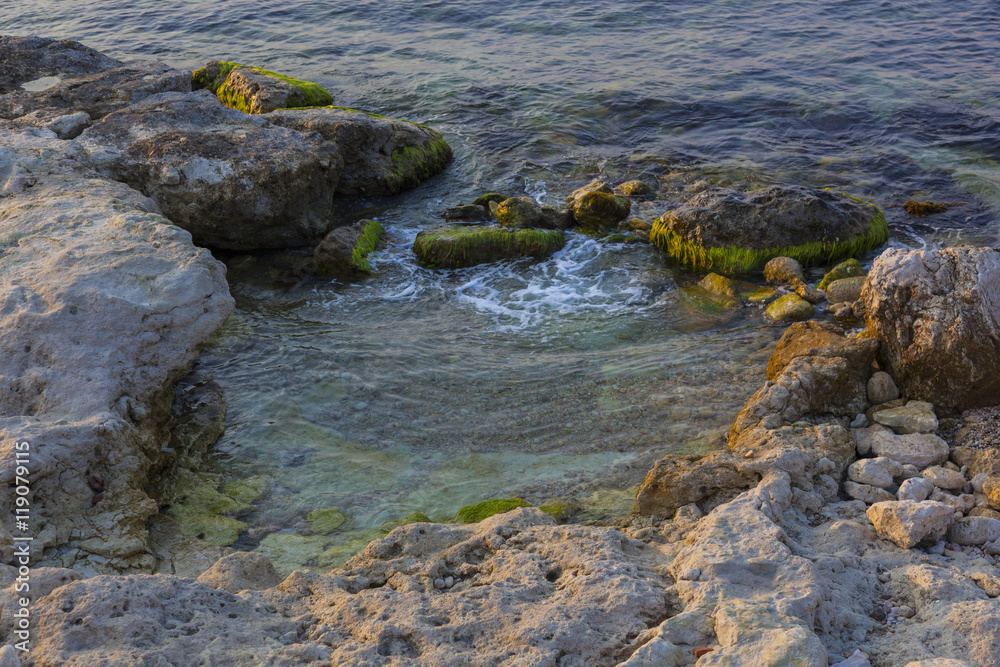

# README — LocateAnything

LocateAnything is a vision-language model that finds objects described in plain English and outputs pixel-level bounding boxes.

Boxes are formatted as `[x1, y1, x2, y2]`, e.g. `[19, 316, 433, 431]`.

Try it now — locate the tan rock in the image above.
[947, 517, 1000, 546]
[897, 477, 935, 502]
[921, 466, 966, 490]
[764, 256, 805, 284]
[826, 276, 865, 304]
[873, 400, 939, 434]
[867, 429, 950, 468]
[845, 481, 896, 504]
[633, 453, 756, 517]
[866, 500, 955, 548]
[867, 371, 900, 404]
[848, 457, 902, 488]
[198, 552, 282, 594]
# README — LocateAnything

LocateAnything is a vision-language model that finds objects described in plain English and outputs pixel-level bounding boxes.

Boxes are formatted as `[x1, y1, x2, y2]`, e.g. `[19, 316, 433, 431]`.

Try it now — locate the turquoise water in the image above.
[7, 1, 1000, 570]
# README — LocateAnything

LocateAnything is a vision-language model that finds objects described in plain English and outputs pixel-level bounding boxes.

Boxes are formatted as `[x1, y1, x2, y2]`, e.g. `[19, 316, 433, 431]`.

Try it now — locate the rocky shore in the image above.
[1, 36, 999, 666]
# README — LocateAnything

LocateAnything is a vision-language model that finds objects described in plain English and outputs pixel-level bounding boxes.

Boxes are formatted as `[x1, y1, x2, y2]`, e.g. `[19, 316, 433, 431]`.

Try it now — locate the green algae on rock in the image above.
[379, 512, 432, 533]
[817, 258, 866, 291]
[455, 497, 532, 523]
[305, 508, 350, 534]
[314, 219, 385, 276]
[192, 60, 333, 114]
[495, 196, 545, 228]
[766, 293, 815, 323]
[651, 186, 888, 274]
[573, 190, 632, 230]
[472, 192, 509, 210]
[414, 226, 565, 269]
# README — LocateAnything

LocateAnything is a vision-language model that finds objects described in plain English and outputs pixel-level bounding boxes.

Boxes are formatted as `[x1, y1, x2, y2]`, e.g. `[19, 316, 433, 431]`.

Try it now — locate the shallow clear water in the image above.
[7, 0, 1000, 570]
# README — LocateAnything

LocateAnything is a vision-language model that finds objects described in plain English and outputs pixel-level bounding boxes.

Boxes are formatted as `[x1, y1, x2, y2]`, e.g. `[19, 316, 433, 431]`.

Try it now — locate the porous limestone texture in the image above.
[863, 246, 1000, 410]
[0, 35, 121, 93]
[866, 501, 955, 548]
[74, 91, 342, 250]
[856, 425, 950, 468]
[264, 105, 452, 196]
[0, 122, 234, 573]
[874, 400, 939, 435]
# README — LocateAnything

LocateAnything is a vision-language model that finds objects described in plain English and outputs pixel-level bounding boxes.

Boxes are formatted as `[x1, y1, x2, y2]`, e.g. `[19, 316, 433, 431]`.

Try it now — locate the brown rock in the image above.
[197, 552, 282, 593]
[767, 321, 879, 381]
[633, 453, 757, 517]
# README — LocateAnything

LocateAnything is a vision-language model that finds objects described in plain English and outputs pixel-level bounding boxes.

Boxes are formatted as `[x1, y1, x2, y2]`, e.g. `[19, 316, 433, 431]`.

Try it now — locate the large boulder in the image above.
[0, 35, 121, 93]
[0, 123, 234, 573]
[74, 91, 342, 249]
[413, 226, 565, 269]
[651, 185, 888, 274]
[265, 106, 451, 196]
[192, 60, 333, 114]
[863, 246, 1000, 410]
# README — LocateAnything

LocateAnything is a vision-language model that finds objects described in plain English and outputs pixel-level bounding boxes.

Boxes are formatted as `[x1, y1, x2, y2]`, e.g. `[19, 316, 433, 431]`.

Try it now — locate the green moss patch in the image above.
[817, 258, 865, 291]
[351, 220, 384, 274]
[472, 193, 509, 210]
[379, 512, 432, 533]
[455, 497, 531, 523]
[194, 60, 333, 114]
[385, 136, 453, 193]
[414, 226, 565, 269]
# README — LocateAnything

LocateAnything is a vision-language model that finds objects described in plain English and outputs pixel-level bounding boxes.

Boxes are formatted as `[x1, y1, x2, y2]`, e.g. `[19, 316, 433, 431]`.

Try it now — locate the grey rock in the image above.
[848, 457, 902, 489]
[13, 107, 90, 139]
[897, 477, 935, 503]
[0, 35, 121, 94]
[874, 400, 939, 435]
[867, 371, 900, 405]
[831, 650, 871, 667]
[865, 427, 950, 468]
[826, 276, 865, 304]
[947, 517, 1000, 546]
[867, 500, 956, 548]
[850, 413, 869, 429]
[921, 466, 966, 490]
[313, 220, 384, 276]
[444, 204, 489, 222]
[845, 481, 896, 504]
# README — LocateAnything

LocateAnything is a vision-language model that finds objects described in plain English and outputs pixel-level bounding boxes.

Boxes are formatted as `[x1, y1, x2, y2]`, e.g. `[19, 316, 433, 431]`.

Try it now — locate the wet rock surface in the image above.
[0, 35, 121, 93]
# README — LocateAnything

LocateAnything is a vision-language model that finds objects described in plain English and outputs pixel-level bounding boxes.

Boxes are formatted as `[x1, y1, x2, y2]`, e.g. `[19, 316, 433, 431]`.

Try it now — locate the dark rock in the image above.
[193, 60, 333, 114]
[0, 35, 121, 94]
[314, 220, 385, 276]
[414, 226, 564, 269]
[572, 191, 631, 230]
[444, 204, 489, 222]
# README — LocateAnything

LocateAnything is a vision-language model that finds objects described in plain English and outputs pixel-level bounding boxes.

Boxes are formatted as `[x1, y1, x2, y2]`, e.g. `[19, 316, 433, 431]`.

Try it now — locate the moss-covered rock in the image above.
[161, 470, 251, 546]
[472, 193, 509, 210]
[305, 508, 350, 534]
[615, 180, 653, 196]
[455, 497, 531, 523]
[221, 476, 270, 505]
[538, 501, 572, 523]
[495, 197, 544, 228]
[741, 286, 780, 304]
[573, 191, 632, 230]
[193, 60, 333, 114]
[698, 272, 739, 301]
[826, 276, 865, 304]
[414, 226, 565, 269]
[766, 293, 815, 323]
[314, 219, 385, 276]
[817, 258, 866, 291]
[763, 256, 805, 285]
[651, 186, 888, 274]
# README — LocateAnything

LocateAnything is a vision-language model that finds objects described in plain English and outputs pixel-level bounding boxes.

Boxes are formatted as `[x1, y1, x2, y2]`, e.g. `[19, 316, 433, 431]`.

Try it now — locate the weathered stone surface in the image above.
[651, 185, 887, 273]
[616, 179, 652, 196]
[764, 256, 805, 285]
[313, 219, 384, 276]
[443, 203, 489, 222]
[818, 258, 866, 291]
[413, 226, 565, 270]
[265, 105, 451, 196]
[867, 500, 955, 548]
[845, 481, 896, 504]
[922, 466, 966, 491]
[29, 509, 671, 666]
[874, 400, 939, 435]
[564, 178, 612, 205]
[864, 427, 950, 468]
[947, 517, 1000, 546]
[795, 280, 827, 304]
[826, 276, 865, 305]
[0, 35, 121, 94]
[634, 453, 757, 517]
[867, 371, 900, 405]
[197, 552, 282, 593]
[904, 660, 973, 667]
[495, 196, 544, 228]
[0, 123, 234, 573]
[863, 246, 1000, 411]
[848, 457, 902, 489]
[897, 477, 935, 502]
[572, 190, 631, 230]
[0, 62, 191, 121]
[767, 321, 879, 381]
[75, 91, 342, 249]
[766, 293, 815, 322]
[984, 477, 1000, 510]
[12, 107, 91, 139]
[213, 65, 333, 114]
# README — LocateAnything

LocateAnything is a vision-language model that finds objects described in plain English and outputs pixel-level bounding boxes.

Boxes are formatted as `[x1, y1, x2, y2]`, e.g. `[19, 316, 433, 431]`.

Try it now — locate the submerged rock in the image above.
[413, 226, 565, 269]
[192, 60, 333, 114]
[863, 246, 1000, 410]
[75, 91, 342, 249]
[651, 185, 888, 274]
[313, 219, 385, 276]
[494, 196, 544, 228]
[265, 105, 451, 196]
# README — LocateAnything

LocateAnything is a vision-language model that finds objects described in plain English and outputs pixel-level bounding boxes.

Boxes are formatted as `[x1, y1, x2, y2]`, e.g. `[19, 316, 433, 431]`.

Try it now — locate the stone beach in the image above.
[1, 34, 1000, 667]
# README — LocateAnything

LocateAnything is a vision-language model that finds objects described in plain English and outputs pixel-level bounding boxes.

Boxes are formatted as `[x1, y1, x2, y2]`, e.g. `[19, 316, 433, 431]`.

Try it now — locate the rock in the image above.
[265, 105, 451, 196]
[952, 447, 1000, 478]
[897, 477, 935, 502]
[742, 286, 780, 303]
[29, 509, 671, 665]
[13, 107, 90, 139]
[897, 605, 916, 618]
[75, 91, 341, 249]
[831, 650, 871, 667]
[628, 217, 653, 233]
[873, 400, 939, 434]
[903, 661, 972, 667]
[764, 256, 805, 284]
[564, 178, 612, 204]
[794, 280, 826, 304]
[863, 246, 1000, 410]
[983, 477, 1000, 509]
[844, 481, 896, 504]
[864, 427, 950, 468]
[866, 500, 955, 548]
[826, 276, 865, 305]
[650, 185, 887, 273]
[850, 413, 869, 429]
[0, 646, 17, 667]
[540, 206, 574, 230]
[929, 488, 973, 514]
[615, 179, 652, 196]
[818, 258, 866, 291]
[767, 321, 879, 380]
[766, 293, 815, 322]
[698, 272, 739, 301]
[971, 473, 989, 494]
[830, 301, 855, 320]
[572, 190, 631, 230]
[192, 61, 333, 114]
[443, 204, 489, 222]
[0, 61, 191, 121]
[947, 517, 1000, 546]
[633, 454, 757, 517]
[197, 552, 282, 593]
[848, 458, 902, 489]
[0, 123, 234, 573]
[867, 371, 900, 405]
[413, 226, 565, 269]
[0, 35, 121, 94]
[313, 220, 384, 276]
[305, 508, 350, 534]
[921, 466, 966, 491]
[495, 196, 544, 228]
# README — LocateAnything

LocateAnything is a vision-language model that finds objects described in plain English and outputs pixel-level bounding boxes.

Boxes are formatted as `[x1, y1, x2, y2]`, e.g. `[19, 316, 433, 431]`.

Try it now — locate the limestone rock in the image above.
[197, 552, 282, 593]
[195, 62, 333, 114]
[313, 220, 384, 276]
[863, 246, 1000, 410]
[865, 428, 950, 468]
[826, 276, 865, 304]
[845, 481, 896, 504]
[0, 62, 191, 121]
[866, 500, 955, 548]
[413, 226, 565, 269]
[572, 190, 631, 230]
[564, 178, 612, 204]
[818, 258, 866, 291]
[615, 179, 652, 196]
[867, 371, 900, 405]
[12, 107, 90, 139]
[764, 256, 804, 284]
[767, 321, 879, 381]
[0, 35, 121, 94]
[495, 196, 544, 228]
[265, 105, 451, 196]
[766, 293, 815, 322]
[650, 185, 887, 273]
[874, 400, 939, 434]
[832, 650, 872, 667]
[75, 91, 342, 249]
[897, 477, 935, 502]
[947, 517, 1000, 546]
[634, 453, 756, 517]
[903, 661, 972, 667]
[983, 477, 1000, 510]
[921, 466, 966, 491]
[848, 457, 902, 489]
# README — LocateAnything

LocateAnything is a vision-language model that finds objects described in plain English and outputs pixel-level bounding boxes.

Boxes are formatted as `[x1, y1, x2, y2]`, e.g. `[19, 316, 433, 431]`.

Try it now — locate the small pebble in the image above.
[898, 605, 915, 618]
[878, 572, 890, 583]
[444, 576, 454, 588]
[354, 401, 369, 411]
[850, 413, 869, 429]
[433, 577, 445, 589]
